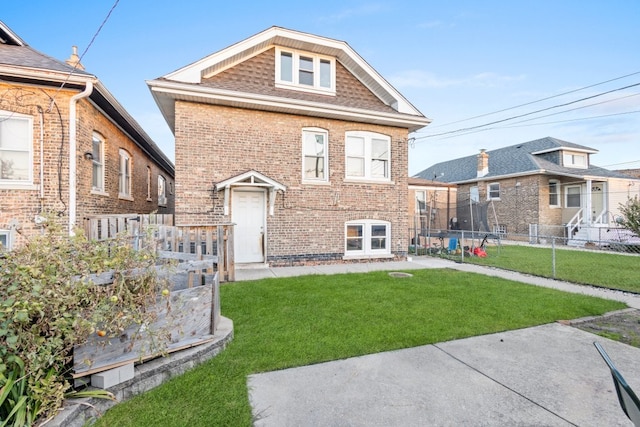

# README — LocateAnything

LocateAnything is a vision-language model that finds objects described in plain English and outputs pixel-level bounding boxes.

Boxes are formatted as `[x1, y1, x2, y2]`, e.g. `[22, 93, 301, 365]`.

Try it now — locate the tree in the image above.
[619, 196, 640, 236]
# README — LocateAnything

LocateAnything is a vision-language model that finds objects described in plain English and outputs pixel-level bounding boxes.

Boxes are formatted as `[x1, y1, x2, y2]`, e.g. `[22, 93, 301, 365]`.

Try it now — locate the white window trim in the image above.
[91, 132, 105, 193]
[302, 127, 329, 184]
[487, 182, 500, 201]
[563, 151, 588, 169]
[275, 47, 336, 95]
[548, 179, 560, 208]
[344, 219, 391, 258]
[158, 175, 167, 206]
[345, 131, 391, 182]
[0, 110, 33, 187]
[565, 185, 582, 208]
[118, 149, 133, 200]
[0, 229, 12, 252]
[146, 166, 152, 201]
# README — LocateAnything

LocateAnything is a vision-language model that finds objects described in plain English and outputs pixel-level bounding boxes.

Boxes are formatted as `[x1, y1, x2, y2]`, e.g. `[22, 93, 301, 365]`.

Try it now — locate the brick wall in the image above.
[0, 82, 173, 249]
[174, 102, 409, 265]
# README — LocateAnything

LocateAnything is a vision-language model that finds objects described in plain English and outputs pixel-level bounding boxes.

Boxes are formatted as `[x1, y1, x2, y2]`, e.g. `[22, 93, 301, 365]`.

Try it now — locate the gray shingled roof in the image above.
[414, 136, 631, 183]
[0, 44, 92, 75]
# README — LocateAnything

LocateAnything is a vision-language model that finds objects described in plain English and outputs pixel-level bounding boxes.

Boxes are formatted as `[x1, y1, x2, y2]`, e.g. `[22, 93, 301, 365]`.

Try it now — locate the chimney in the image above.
[477, 149, 489, 178]
[65, 46, 85, 71]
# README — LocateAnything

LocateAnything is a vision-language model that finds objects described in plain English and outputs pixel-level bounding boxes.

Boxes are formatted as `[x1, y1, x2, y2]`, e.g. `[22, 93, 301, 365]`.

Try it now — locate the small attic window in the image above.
[563, 152, 588, 169]
[275, 47, 336, 95]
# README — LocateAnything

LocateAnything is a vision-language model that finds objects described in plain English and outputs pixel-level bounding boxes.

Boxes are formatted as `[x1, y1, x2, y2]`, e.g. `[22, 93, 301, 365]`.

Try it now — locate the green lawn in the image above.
[94, 269, 624, 426]
[464, 244, 640, 292]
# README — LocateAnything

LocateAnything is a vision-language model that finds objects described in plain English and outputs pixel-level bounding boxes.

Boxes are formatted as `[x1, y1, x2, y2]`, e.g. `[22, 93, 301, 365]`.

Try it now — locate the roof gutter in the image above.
[68, 81, 94, 235]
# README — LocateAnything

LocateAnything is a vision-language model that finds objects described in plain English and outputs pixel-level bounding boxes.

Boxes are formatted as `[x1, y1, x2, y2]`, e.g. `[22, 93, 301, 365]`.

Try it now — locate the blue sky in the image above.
[4, 1, 640, 175]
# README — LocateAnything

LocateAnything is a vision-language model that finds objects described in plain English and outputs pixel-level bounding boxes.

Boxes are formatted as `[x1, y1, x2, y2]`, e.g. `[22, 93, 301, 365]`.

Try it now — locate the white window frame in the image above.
[345, 220, 391, 257]
[548, 179, 560, 207]
[415, 190, 426, 214]
[302, 128, 329, 183]
[0, 110, 33, 187]
[146, 166, 152, 201]
[118, 149, 132, 199]
[158, 175, 167, 206]
[91, 132, 105, 193]
[470, 186, 480, 203]
[275, 47, 336, 95]
[0, 229, 11, 252]
[565, 185, 581, 208]
[487, 182, 500, 200]
[345, 131, 391, 182]
[563, 152, 587, 169]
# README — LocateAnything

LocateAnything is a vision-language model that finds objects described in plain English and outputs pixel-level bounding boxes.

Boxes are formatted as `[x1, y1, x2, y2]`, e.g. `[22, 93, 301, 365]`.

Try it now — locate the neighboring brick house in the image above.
[414, 137, 640, 244]
[147, 27, 430, 266]
[0, 21, 174, 251]
[408, 177, 457, 247]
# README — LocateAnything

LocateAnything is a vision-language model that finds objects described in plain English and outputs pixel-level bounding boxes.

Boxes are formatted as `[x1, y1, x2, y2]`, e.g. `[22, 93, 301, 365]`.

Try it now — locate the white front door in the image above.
[591, 183, 605, 221]
[232, 189, 266, 263]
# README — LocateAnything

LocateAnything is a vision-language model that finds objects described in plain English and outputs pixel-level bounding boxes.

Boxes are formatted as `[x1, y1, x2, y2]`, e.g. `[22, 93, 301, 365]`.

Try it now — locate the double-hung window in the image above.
[158, 175, 167, 206]
[548, 180, 560, 207]
[302, 128, 328, 182]
[566, 185, 581, 208]
[0, 111, 32, 185]
[118, 149, 132, 199]
[345, 220, 391, 256]
[487, 183, 500, 200]
[91, 132, 105, 192]
[345, 131, 390, 181]
[276, 48, 335, 94]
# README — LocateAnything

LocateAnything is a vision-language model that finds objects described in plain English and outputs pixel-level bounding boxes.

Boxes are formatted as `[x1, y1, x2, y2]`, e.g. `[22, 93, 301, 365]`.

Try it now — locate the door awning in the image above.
[215, 170, 286, 216]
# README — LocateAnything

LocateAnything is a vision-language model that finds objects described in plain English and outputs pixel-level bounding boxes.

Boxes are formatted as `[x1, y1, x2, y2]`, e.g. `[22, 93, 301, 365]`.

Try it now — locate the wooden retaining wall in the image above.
[72, 259, 220, 378]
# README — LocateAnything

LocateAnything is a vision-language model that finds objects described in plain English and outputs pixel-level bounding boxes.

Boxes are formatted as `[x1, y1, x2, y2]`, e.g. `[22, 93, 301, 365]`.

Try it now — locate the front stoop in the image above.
[48, 316, 234, 427]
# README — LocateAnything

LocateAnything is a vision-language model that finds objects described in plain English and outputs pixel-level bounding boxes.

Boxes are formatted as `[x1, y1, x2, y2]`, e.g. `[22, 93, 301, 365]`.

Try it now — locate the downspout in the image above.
[68, 81, 93, 235]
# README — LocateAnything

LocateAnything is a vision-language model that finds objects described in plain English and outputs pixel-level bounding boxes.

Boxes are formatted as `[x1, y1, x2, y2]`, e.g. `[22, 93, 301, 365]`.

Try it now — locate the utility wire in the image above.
[415, 82, 640, 140]
[422, 70, 640, 130]
[48, 0, 120, 110]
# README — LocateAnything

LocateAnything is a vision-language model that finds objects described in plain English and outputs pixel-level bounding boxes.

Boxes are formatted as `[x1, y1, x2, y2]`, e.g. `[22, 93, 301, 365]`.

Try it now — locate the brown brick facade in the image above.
[174, 102, 409, 265]
[0, 82, 174, 249]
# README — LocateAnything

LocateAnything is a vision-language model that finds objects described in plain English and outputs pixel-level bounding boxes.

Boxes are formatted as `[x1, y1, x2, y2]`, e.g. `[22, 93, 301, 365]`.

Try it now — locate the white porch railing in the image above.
[566, 208, 584, 238]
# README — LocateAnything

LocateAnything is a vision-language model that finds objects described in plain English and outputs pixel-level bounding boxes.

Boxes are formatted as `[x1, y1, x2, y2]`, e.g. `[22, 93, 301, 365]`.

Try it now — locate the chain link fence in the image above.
[408, 225, 640, 264]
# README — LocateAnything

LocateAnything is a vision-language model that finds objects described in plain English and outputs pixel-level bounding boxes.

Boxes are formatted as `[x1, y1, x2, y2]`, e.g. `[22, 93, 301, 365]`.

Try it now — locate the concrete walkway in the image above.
[240, 257, 640, 426]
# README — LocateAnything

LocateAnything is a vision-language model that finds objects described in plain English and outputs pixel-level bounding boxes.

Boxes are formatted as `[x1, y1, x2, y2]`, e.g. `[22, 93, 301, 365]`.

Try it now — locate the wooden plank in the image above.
[73, 285, 213, 376]
[226, 225, 235, 282]
[217, 226, 225, 281]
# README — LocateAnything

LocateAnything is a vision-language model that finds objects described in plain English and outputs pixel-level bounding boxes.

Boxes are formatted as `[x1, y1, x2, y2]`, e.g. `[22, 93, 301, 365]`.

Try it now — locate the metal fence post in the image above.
[461, 230, 465, 263]
[551, 237, 556, 278]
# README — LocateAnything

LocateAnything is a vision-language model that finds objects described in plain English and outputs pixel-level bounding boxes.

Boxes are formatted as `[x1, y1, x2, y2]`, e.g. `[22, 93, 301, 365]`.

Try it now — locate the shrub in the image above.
[619, 195, 640, 237]
[0, 219, 164, 425]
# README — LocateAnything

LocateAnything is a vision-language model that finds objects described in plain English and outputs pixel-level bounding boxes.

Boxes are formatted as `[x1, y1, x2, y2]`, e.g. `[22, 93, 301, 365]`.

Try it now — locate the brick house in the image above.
[0, 21, 174, 250]
[414, 137, 640, 244]
[147, 27, 430, 266]
[408, 177, 457, 248]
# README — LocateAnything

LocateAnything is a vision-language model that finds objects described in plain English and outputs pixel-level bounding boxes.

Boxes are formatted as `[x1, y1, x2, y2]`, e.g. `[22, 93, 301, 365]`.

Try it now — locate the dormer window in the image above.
[276, 47, 335, 95]
[563, 152, 587, 169]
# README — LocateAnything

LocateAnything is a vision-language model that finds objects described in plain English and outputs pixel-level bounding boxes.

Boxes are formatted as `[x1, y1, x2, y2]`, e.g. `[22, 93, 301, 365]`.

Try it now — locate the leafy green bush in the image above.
[0, 220, 163, 425]
[619, 195, 640, 237]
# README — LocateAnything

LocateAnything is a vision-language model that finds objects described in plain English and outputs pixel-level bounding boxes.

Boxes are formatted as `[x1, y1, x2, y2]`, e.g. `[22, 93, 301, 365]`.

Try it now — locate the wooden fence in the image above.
[83, 213, 174, 241]
[83, 214, 234, 282]
[73, 258, 220, 378]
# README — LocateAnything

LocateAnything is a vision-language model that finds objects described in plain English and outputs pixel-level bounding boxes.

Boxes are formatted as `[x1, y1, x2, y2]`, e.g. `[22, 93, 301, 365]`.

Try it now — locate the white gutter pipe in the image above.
[68, 81, 93, 235]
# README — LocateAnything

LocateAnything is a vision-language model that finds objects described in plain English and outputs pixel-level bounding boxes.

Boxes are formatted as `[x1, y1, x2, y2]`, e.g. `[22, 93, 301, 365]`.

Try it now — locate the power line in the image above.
[422, 70, 640, 130]
[414, 81, 640, 140]
[48, 0, 120, 110]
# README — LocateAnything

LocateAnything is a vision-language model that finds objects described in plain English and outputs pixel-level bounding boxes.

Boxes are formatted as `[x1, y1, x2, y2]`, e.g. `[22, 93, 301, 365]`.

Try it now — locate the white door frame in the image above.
[232, 188, 267, 264]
